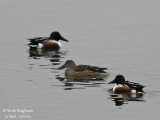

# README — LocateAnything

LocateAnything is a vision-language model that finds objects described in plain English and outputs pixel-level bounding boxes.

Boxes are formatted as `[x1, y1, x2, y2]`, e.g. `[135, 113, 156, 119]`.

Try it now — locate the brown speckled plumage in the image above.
[58, 60, 108, 79]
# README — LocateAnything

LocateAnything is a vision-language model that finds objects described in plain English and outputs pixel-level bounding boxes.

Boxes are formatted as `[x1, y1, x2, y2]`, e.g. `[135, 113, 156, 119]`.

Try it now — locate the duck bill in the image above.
[108, 80, 116, 84]
[60, 36, 69, 42]
[57, 65, 66, 69]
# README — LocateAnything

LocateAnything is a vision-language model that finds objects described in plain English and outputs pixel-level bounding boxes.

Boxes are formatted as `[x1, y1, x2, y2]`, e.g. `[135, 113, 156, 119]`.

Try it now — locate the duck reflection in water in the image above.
[108, 75, 146, 106]
[56, 75, 108, 90]
[28, 49, 68, 65]
[108, 90, 145, 106]
[56, 60, 109, 90]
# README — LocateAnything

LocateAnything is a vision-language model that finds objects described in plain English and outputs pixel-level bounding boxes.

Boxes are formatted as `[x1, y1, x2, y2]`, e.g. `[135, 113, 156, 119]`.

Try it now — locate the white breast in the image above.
[113, 84, 123, 92]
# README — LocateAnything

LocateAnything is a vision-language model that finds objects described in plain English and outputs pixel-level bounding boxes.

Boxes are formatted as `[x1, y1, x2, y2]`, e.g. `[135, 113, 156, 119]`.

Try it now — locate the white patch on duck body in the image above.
[131, 89, 136, 94]
[37, 43, 43, 49]
[29, 44, 38, 47]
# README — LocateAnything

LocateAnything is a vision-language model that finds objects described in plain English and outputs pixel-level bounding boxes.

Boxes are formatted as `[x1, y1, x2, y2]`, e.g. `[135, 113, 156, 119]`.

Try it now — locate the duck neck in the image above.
[68, 62, 76, 69]
[65, 68, 75, 76]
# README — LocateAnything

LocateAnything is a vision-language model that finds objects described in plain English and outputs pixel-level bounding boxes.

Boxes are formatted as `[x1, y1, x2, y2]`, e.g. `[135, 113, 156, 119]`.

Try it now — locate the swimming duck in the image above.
[28, 31, 69, 50]
[108, 75, 145, 94]
[58, 60, 108, 79]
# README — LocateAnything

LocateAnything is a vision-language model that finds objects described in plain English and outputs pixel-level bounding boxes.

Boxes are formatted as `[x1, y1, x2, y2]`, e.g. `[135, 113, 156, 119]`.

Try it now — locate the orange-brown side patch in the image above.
[114, 87, 131, 94]
[42, 42, 60, 50]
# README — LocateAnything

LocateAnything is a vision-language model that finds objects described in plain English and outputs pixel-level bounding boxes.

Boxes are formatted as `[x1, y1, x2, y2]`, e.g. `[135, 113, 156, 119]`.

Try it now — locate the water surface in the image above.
[0, 0, 160, 120]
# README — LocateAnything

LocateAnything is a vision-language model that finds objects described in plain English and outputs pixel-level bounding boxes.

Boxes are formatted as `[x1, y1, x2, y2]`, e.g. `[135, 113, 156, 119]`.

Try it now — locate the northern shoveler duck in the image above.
[108, 75, 145, 94]
[27, 31, 69, 50]
[58, 60, 108, 79]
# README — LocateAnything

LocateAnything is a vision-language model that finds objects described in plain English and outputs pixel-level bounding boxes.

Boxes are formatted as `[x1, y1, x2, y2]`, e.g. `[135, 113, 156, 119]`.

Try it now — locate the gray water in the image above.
[0, 0, 160, 120]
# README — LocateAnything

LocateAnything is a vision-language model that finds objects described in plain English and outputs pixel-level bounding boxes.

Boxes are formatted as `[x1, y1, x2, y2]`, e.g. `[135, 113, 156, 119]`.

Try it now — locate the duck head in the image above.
[58, 60, 76, 69]
[49, 31, 69, 42]
[108, 75, 126, 85]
